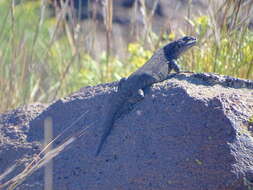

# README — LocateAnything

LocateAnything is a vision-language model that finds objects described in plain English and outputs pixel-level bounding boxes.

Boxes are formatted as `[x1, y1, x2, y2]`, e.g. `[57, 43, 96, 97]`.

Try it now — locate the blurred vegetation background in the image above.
[0, 0, 253, 113]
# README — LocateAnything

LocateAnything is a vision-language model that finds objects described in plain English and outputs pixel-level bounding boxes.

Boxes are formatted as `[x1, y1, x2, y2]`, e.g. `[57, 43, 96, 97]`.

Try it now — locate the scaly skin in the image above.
[96, 36, 197, 156]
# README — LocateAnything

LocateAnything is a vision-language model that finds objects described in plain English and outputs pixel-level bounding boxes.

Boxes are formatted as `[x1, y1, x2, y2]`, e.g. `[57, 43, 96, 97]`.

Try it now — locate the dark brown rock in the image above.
[0, 73, 253, 189]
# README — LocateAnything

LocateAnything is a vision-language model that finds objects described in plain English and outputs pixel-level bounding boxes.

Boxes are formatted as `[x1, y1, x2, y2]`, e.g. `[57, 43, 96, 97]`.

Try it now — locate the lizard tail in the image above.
[95, 122, 114, 156]
[95, 92, 127, 156]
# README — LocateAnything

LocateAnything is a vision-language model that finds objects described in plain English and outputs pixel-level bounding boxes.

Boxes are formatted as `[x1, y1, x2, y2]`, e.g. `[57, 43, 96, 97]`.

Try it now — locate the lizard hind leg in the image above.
[116, 88, 144, 121]
[128, 89, 144, 103]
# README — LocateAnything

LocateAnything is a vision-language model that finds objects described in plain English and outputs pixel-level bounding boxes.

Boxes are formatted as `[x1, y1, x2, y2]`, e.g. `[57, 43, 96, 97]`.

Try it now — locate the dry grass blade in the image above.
[0, 164, 17, 182]
[5, 137, 76, 190]
[0, 110, 90, 189]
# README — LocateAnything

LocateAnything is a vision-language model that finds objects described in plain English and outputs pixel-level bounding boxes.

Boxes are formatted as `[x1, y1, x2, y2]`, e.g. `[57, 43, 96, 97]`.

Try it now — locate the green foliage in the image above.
[249, 115, 253, 125]
[127, 43, 152, 71]
[181, 15, 253, 79]
[0, 1, 253, 113]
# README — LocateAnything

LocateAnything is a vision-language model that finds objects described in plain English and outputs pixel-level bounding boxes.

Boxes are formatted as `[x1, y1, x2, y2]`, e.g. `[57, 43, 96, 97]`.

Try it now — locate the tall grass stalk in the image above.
[0, 0, 252, 113]
[103, 0, 113, 81]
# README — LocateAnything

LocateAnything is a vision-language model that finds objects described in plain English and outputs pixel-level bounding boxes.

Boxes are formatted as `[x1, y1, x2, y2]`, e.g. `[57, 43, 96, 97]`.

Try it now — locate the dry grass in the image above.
[0, 0, 252, 113]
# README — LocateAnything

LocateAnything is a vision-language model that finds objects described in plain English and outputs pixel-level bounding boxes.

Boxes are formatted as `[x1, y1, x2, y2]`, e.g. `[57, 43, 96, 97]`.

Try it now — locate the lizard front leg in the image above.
[168, 59, 180, 73]
[169, 59, 194, 74]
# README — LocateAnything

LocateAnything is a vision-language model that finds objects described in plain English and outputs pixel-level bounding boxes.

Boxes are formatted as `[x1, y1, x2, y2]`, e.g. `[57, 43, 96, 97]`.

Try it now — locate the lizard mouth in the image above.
[184, 36, 197, 47]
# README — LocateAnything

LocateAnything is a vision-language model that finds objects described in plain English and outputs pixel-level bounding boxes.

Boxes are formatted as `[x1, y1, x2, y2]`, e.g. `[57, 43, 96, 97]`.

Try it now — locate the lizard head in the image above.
[163, 36, 197, 60]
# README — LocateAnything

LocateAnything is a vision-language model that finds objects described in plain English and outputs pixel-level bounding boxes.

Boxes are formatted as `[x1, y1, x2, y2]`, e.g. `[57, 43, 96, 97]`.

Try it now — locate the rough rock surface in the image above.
[0, 73, 253, 190]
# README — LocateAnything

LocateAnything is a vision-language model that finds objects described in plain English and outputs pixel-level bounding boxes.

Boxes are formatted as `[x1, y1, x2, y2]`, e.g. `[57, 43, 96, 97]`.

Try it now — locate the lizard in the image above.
[95, 36, 197, 156]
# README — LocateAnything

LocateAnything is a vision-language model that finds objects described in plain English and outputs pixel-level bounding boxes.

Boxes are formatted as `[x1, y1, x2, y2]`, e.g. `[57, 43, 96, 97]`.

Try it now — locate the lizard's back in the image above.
[130, 48, 169, 83]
